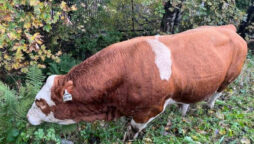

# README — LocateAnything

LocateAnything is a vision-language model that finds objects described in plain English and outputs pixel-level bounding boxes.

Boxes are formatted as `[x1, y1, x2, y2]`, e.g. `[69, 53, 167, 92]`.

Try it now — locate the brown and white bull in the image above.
[27, 25, 247, 141]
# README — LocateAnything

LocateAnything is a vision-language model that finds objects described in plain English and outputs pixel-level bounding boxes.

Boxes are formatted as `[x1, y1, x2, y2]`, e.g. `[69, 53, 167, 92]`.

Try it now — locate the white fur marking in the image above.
[27, 103, 76, 125]
[155, 35, 160, 39]
[208, 92, 222, 108]
[181, 104, 190, 116]
[35, 75, 56, 106]
[147, 39, 172, 81]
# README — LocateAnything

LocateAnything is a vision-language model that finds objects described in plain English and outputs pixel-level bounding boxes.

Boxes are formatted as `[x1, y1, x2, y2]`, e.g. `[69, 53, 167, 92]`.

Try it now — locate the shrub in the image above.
[0, 66, 44, 143]
[46, 54, 81, 75]
[0, 0, 76, 73]
[0, 66, 80, 143]
[178, 0, 245, 32]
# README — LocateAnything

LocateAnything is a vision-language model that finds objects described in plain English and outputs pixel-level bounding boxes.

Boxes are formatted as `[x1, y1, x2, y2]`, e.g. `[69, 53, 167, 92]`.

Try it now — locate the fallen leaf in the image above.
[241, 137, 250, 144]
[144, 138, 152, 143]
[216, 112, 224, 119]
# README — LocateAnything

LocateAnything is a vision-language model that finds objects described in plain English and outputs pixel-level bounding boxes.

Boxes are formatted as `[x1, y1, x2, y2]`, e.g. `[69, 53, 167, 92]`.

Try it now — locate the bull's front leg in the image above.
[123, 119, 148, 142]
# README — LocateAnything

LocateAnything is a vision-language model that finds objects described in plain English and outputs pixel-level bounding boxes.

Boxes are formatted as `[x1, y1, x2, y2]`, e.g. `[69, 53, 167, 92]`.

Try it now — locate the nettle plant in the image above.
[0, 0, 76, 73]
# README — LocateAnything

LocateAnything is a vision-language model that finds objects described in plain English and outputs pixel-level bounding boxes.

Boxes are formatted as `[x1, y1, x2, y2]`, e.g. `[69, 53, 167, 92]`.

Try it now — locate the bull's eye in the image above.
[35, 99, 47, 110]
[35, 99, 46, 109]
[35, 99, 51, 115]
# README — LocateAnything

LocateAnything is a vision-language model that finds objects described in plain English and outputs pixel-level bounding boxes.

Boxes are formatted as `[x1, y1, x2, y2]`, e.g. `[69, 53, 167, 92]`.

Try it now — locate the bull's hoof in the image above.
[123, 125, 135, 142]
[123, 125, 140, 142]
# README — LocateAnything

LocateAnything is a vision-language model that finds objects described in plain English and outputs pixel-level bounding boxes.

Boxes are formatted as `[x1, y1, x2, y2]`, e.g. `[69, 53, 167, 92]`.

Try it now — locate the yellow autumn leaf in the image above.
[30, 0, 39, 6]
[191, 135, 198, 140]
[56, 50, 62, 56]
[4, 65, 12, 71]
[40, 55, 45, 61]
[24, 22, 31, 29]
[219, 129, 226, 135]
[17, 29, 22, 33]
[55, 57, 60, 63]
[31, 33, 40, 41]
[12, 62, 21, 70]
[38, 64, 46, 68]
[60, 1, 68, 11]
[36, 39, 43, 45]
[21, 67, 29, 73]
[30, 61, 36, 65]
[32, 20, 43, 28]
[0, 28, 5, 34]
[7, 32, 17, 40]
[3, 14, 12, 22]
[71, 5, 77, 11]
[4, 54, 11, 61]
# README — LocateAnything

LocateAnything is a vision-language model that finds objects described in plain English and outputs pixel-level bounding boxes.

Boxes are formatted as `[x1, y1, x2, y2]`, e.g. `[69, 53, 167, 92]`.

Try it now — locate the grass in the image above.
[61, 54, 253, 144]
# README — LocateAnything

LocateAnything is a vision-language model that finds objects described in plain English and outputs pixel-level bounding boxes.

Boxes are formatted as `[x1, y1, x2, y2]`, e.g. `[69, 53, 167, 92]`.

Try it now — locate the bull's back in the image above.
[159, 26, 247, 103]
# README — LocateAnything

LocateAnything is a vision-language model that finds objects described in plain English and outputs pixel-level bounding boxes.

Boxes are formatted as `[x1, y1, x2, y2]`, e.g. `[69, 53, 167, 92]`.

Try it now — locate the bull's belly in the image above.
[171, 79, 222, 103]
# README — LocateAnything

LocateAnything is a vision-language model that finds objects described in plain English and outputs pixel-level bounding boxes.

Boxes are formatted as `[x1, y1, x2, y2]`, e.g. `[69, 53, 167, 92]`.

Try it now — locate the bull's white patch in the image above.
[147, 39, 172, 81]
[35, 75, 56, 106]
[155, 35, 160, 39]
[207, 92, 222, 108]
[181, 104, 190, 116]
[27, 103, 76, 125]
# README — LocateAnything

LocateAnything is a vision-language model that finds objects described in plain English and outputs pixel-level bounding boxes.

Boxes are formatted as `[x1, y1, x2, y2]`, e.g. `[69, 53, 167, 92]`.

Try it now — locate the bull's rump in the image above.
[159, 26, 247, 103]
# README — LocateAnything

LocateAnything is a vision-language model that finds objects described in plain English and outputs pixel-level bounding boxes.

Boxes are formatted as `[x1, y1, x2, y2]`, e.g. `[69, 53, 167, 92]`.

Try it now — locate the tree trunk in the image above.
[160, 1, 183, 34]
[237, 5, 254, 38]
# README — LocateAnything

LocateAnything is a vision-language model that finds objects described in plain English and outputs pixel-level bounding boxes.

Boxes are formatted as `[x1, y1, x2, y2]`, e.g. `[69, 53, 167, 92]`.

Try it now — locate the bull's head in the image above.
[27, 75, 76, 125]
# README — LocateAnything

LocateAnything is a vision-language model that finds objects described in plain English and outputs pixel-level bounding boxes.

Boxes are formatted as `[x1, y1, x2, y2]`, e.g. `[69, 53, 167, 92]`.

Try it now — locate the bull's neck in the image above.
[64, 50, 123, 104]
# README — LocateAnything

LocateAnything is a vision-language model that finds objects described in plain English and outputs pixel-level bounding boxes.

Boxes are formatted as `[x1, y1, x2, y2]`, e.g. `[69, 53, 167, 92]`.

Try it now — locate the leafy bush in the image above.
[46, 54, 81, 75]
[73, 31, 122, 59]
[0, 66, 44, 143]
[178, 0, 245, 32]
[0, 0, 77, 73]
[0, 66, 81, 144]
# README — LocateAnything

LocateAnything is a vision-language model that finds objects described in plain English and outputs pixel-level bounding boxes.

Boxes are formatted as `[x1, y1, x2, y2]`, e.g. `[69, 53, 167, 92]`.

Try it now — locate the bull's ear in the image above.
[63, 81, 73, 102]
[65, 80, 73, 93]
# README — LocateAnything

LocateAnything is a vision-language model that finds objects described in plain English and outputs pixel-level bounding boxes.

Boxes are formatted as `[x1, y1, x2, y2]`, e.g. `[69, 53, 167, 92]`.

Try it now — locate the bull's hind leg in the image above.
[207, 92, 222, 108]
[180, 104, 190, 116]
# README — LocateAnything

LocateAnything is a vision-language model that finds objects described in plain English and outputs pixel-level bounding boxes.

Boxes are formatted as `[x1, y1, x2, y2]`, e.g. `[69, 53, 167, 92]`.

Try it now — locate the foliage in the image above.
[176, 0, 245, 32]
[46, 54, 81, 75]
[104, 0, 165, 34]
[236, 0, 253, 11]
[0, 0, 77, 73]
[0, 66, 44, 143]
[73, 31, 122, 59]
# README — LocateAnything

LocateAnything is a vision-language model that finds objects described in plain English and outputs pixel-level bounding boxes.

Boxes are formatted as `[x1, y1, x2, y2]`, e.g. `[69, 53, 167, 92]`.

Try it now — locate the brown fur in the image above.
[42, 25, 246, 124]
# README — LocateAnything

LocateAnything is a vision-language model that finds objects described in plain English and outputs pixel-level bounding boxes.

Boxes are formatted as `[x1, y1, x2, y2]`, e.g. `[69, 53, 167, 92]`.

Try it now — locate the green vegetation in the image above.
[0, 0, 253, 143]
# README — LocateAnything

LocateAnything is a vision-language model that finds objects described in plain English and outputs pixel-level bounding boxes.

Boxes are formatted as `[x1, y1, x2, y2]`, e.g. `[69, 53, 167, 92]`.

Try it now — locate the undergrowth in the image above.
[0, 54, 253, 144]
